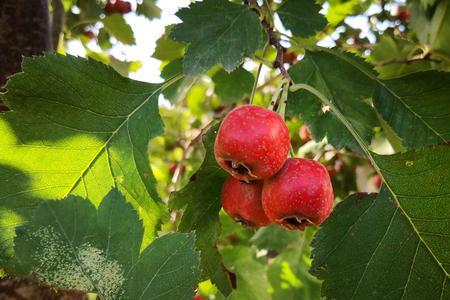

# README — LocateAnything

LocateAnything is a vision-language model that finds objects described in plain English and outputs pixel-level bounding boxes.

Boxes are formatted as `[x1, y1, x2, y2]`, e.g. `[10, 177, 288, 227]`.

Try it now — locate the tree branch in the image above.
[51, 0, 65, 50]
[244, 0, 292, 82]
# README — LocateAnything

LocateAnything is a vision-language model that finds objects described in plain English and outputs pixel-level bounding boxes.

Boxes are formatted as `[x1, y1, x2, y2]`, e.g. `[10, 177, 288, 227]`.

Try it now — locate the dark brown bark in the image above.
[0, 0, 52, 92]
[0, 278, 87, 300]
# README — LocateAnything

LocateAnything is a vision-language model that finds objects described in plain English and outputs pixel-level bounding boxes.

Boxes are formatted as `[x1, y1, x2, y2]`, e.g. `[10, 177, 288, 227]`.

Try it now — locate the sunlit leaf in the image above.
[0, 54, 166, 267]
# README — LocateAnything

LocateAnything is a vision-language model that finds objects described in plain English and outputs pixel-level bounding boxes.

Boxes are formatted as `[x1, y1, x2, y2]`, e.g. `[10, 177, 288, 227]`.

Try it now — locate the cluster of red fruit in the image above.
[215, 105, 334, 230]
[104, 0, 132, 15]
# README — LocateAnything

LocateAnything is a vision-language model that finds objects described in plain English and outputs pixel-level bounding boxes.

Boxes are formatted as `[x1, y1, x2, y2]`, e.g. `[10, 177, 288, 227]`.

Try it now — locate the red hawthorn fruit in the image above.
[299, 125, 311, 142]
[104, 0, 132, 15]
[283, 51, 298, 64]
[221, 176, 271, 227]
[83, 30, 95, 40]
[262, 158, 334, 230]
[214, 105, 290, 181]
[168, 163, 185, 176]
[104, 1, 116, 14]
[372, 174, 382, 188]
[116, 0, 132, 14]
[397, 7, 410, 21]
[193, 294, 204, 300]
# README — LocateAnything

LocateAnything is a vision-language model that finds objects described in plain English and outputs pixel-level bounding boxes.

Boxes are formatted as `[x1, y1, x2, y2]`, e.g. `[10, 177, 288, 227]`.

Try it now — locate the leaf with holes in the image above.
[169, 0, 263, 75]
[0, 54, 166, 268]
[288, 50, 378, 151]
[13, 189, 200, 300]
[311, 145, 450, 299]
[169, 123, 232, 296]
[373, 71, 450, 148]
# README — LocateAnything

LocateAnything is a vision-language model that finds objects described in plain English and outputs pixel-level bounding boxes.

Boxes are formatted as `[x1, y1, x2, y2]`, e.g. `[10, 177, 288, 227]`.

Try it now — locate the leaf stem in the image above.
[277, 80, 289, 119]
[268, 80, 284, 110]
[289, 83, 377, 169]
[250, 43, 269, 104]
[161, 73, 184, 91]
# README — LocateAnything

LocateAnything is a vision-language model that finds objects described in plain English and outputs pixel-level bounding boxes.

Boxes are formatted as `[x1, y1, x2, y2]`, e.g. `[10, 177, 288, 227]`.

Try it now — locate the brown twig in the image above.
[169, 106, 234, 190]
[244, 1, 292, 82]
[261, 20, 292, 82]
[374, 54, 439, 66]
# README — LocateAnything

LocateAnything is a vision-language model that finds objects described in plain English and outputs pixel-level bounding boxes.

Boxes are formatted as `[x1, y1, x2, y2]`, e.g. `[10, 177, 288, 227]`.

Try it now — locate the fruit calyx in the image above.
[233, 215, 255, 228]
[279, 215, 315, 231]
[225, 160, 256, 180]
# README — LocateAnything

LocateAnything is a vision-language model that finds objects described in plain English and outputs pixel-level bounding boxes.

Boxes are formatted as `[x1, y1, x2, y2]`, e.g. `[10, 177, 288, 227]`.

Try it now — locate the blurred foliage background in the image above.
[51, 0, 450, 298]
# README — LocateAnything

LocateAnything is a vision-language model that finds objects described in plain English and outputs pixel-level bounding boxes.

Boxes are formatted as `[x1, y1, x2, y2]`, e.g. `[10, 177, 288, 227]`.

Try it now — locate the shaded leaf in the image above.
[311, 145, 450, 299]
[410, 0, 450, 57]
[169, 123, 232, 296]
[212, 68, 254, 103]
[170, 0, 263, 75]
[277, 0, 327, 37]
[160, 59, 196, 103]
[288, 50, 378, 151]
[250, 225, 302, 253]
[13, 190, 200, 300]
[373, 71, 450, 148]
[103, 14, 135, 45]
[0, 54, 166, 266]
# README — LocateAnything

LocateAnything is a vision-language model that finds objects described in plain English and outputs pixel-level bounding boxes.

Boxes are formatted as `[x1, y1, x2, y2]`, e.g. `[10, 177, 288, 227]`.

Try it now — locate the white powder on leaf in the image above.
[29, 226, 125, 300]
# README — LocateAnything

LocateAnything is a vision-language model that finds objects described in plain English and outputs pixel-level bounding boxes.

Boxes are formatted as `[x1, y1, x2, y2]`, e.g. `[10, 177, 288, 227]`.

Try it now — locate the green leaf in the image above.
[221, 246, 270, 300]
[136, 0, 161, 19]
[212, 67, 254, 103]
[169, 123, 232, 296]
[368, 36, 432, 79]
[169, 0, 263, 75]
[160, 59, 196, 103]
[0, 54, 166, 266]
[311, 145, 450, 299]
[268, 248, 321, 300]
[288, 50, 378, 151]
[103, 14, 135, 45]
[410, 0, 450, 57]
[277, 0, 327, 37]
[250, 225, 302, 253]
[13, 190, 200, 300]
[373, 71, 450, 148]
[325, 0, 369, 25]
[153, 26, 185, 61]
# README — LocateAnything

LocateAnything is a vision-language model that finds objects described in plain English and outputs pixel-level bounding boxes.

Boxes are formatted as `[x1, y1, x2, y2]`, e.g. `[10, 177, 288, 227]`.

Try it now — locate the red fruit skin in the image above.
[221, 176, 271, 227]
[117, 0, 132, 14]
[83, 30, 95, 40]
[299, 125, 311, 142]
[193, 295, 204, 300]
[262, 158, 334, 230]
[104, 1, 117, 14]
[372, 174, 382, 188]
[214, 105, 290, 181]
[398, 8, 410, 21]
[105, 0, 131, 14]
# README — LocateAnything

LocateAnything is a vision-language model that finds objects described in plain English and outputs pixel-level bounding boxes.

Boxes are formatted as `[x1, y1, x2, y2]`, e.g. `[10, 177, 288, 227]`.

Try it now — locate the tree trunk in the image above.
[0, 0, 52, 104]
